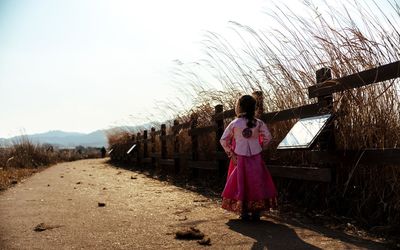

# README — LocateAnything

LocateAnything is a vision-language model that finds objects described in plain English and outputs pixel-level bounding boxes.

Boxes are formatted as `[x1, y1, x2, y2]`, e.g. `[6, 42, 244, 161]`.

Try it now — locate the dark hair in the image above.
[238, 95, 256, 128]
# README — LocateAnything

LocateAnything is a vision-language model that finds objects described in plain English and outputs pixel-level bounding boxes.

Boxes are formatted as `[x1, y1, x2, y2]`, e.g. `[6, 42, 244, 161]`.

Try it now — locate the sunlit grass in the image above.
[0, 136, 102, 190]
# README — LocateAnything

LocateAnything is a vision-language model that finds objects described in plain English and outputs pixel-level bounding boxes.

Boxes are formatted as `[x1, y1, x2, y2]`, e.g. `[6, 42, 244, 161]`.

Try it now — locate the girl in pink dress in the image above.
[220, 95, 277, 220]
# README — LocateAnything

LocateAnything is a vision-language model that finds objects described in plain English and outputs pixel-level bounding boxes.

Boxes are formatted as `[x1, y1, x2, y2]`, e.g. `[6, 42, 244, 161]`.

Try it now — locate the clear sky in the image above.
[0, 0, 277, 138]
[0, 0, 394, 138]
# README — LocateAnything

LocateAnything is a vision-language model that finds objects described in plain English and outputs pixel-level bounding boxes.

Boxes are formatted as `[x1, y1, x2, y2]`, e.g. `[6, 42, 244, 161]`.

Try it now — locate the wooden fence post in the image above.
[161, 124, 167, 159]
[143, 130, 148, 159]
[151, 127, 156, 167]
[161, 124, 167, 172]
[316, 68, 335, 151]
[190, 114, 199, 178]
[252, 91, 264, 119]
[214, 105, 225, 177]
[129, 134, 135, 163]
[136, 132, 141, 166]
[173, 120, 180, 174]
[315, 68, 336, 191]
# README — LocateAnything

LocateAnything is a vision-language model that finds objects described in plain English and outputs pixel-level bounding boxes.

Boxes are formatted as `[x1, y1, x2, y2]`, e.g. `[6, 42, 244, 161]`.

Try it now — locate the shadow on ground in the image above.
[227, 218, 391, 250]
[227, 219, 321, 250]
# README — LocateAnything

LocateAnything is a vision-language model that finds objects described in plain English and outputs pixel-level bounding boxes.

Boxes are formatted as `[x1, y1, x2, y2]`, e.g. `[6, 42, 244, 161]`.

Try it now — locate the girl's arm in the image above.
[220, 121, 235, 157]
[259, 120, 272, 149]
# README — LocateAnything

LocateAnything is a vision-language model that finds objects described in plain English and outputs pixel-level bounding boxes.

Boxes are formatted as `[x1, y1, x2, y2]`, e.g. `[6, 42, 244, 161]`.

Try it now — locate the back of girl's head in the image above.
[236, 95, 256, 128]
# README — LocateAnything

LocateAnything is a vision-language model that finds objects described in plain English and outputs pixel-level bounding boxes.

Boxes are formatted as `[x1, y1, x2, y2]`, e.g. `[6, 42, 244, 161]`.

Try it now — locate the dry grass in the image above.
[0, 137, 103, 191]
[0, 167, 42, 191]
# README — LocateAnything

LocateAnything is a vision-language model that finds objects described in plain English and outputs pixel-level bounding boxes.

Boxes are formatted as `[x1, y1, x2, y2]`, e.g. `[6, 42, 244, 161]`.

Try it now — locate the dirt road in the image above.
[0, 159, 391, 249]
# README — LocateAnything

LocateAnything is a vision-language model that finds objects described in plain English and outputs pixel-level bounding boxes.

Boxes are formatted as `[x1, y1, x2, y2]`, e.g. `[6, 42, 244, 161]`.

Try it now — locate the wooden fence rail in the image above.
[308, 61, 400, 98]
[110, 61, 400, 182]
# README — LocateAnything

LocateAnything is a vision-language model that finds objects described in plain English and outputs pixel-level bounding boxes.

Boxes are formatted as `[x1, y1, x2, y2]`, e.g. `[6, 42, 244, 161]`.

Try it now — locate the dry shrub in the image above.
[106, 129, 135, 162]
[0, 137, 56, 169]
[0, 136, 103, 190]
[0, 167, 40, 191]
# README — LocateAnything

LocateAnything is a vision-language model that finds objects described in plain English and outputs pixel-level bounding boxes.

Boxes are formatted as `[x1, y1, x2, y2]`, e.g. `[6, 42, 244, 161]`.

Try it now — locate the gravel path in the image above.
[0, 159, 391, 249]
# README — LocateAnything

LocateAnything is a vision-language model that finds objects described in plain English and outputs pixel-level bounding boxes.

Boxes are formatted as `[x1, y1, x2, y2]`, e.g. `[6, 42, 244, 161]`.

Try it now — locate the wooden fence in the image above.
[110, 61, 400, 182]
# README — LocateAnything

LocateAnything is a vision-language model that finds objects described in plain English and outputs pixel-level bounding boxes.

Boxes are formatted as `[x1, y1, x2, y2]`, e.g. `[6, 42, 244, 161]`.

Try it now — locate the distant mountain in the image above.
[0, 130, 108, 148]
[0, 138, 7, 145]
[0, 123, 160, 148]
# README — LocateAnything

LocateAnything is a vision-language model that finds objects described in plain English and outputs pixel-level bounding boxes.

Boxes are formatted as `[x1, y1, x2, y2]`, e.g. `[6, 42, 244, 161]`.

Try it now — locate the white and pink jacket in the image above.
[220, 117, 272, 157]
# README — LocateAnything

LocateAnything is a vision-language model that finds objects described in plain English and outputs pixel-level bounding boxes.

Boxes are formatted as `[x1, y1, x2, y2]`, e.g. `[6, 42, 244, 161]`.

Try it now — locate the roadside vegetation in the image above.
[0, 136, 102, 191]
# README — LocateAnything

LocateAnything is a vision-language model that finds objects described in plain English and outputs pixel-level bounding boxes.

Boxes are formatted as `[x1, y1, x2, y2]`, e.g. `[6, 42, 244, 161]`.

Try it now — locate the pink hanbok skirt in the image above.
[221, 153, 277, 214]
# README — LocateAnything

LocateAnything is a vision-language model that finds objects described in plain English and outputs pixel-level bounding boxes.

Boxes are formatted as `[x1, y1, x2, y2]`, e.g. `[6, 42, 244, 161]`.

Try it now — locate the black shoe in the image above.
[240, 213, 250, 221]
[251, 212, 261, 221]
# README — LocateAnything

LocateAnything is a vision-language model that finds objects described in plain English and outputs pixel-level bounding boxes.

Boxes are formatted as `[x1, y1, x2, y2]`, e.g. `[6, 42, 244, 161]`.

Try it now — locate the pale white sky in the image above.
[0, 0, 394, 138]
[0, 0, 278, 138]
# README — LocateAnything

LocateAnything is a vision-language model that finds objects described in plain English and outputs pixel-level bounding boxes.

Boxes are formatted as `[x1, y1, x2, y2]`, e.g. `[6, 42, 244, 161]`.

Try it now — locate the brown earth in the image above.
[0, 159, 392, 249]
